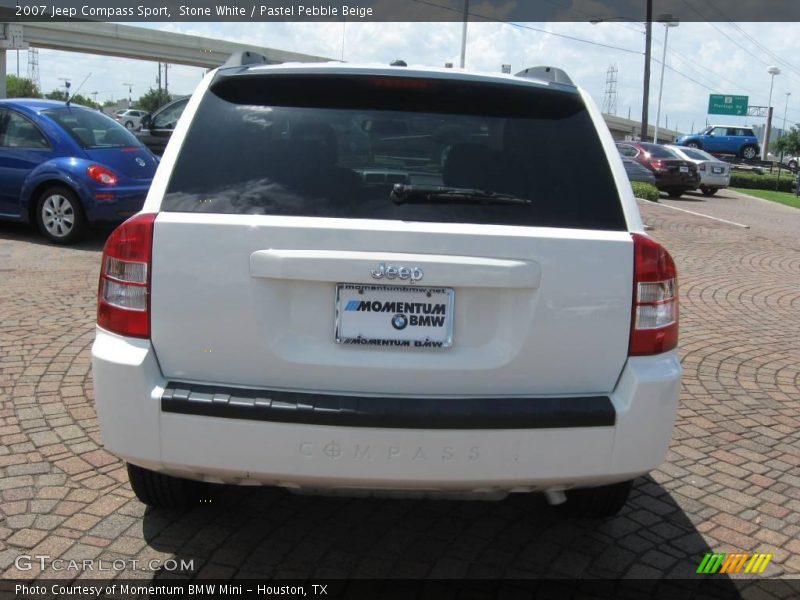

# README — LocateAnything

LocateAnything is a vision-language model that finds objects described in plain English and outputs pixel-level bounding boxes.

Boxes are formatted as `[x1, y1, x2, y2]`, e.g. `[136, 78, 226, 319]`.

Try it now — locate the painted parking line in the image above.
[642, 200, 750, 229]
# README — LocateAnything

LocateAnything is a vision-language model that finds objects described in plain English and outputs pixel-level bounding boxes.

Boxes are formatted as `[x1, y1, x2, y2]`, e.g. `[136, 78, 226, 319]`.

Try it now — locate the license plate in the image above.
[335, 284, 454, 348]
[712, 167, 723, 174]
[679, 166, 689, 173]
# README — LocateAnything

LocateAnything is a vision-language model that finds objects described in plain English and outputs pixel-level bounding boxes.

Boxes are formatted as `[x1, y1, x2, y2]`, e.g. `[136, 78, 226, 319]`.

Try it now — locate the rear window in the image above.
[45, 108, 142, 149]
[163, 74, 625, 230]
[639, 143, 677, 159]
[680, 147, 715, 161]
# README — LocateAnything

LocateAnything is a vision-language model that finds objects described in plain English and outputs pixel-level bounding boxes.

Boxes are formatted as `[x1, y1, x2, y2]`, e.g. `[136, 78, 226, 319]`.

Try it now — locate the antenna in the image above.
[602, 64, 618, 115]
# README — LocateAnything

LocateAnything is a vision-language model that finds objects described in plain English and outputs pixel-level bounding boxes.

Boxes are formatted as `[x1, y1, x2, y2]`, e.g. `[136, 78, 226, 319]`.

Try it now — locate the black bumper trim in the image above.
[161, 382, 615, 430]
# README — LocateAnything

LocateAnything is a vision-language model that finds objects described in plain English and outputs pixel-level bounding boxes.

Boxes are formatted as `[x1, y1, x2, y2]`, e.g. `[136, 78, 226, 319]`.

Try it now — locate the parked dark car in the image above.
[0, 99, 158, 243]
[620, 154, 656, 185]
[616, 142, 699, 198]
[135, 97, 189, 156]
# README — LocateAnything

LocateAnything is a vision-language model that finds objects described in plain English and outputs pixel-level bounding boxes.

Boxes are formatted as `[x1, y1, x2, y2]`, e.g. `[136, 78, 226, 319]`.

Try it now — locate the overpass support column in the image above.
[0, 49, 6, 98]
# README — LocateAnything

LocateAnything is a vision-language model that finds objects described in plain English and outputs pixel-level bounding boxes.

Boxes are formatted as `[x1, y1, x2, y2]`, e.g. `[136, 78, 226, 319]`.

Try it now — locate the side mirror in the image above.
[140, 114, 152, 130]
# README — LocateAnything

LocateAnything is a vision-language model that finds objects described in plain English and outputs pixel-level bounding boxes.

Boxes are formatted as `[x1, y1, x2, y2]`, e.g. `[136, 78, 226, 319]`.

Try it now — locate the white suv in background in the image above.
[91, 56, 681, 517]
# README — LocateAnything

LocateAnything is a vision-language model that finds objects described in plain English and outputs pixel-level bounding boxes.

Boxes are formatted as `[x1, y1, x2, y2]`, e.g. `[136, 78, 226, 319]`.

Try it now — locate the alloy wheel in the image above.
[41, 194, 76, 238]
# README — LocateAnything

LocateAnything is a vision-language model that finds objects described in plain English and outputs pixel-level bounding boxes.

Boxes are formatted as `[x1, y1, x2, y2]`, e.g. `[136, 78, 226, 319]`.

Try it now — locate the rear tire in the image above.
[666, 188, 684, 198]
[125, 120, 134, 129]
[701, 187, 718, 196]
[127, 463, 203, 508]
[36, 186, 86, 245]
[685, 141, 701, 149]
[740, 145, 757, 160]
[563, 480, 633, 518]
[788, 159, 798, 170]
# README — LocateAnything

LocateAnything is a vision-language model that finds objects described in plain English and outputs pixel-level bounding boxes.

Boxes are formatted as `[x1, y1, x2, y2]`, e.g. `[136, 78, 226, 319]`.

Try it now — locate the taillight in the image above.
[97, 213, 156, 338]
[699, 163, 706, 171]
[87, 165, 118, 185]
[650, 160, 665, 171]
[629, 233, 678, 356]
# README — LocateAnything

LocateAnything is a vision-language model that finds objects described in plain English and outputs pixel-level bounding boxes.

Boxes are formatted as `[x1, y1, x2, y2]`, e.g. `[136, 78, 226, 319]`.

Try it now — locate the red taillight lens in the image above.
[97, 213, 156, 338]
[629, 233, 678, 356]
[87, 165, 118, 185]
[651, 160, 665, 171]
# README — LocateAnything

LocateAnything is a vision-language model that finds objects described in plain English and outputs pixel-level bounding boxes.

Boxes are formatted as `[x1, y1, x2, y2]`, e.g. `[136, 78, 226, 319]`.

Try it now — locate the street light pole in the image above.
[653, 18, 679, 143]
[641, 0, 652, 141]
[459, 0, 469, 68]
[782, 92, 791, 138]
[123, 82, 133, 108]
[762, 66, 780, 160]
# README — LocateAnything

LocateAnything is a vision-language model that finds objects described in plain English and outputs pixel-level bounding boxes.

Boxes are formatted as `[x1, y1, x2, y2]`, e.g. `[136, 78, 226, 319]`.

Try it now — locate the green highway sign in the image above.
[708, 94, 749, 116]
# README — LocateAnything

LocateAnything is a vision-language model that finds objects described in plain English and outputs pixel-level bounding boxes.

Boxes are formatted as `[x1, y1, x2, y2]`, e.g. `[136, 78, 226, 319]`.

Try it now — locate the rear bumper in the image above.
[699, 173, 730, 187]
[654, 172, 700, 189]
[81, 184, 151, 223]
[91, 328, 681, 494]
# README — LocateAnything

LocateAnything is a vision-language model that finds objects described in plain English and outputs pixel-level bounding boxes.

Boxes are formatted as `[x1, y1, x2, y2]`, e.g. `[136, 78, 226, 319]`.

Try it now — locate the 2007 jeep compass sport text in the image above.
[91, 57, 681, 516]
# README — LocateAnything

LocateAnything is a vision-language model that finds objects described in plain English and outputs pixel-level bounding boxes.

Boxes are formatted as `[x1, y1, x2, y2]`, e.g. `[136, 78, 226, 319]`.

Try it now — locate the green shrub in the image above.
[730, 170, 795, 193]
[631, 181, 660, 201]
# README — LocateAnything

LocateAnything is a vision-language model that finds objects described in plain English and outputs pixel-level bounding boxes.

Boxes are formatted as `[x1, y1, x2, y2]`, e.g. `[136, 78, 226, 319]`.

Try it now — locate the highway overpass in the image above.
[0, 21, 333, 97]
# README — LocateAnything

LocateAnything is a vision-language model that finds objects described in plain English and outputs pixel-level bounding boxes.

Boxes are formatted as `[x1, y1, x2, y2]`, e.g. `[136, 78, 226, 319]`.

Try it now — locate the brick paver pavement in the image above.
[0, 189, 798, 586]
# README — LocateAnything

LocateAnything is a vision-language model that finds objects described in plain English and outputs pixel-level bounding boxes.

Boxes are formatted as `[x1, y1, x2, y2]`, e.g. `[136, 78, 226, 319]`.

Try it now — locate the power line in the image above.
[408, 0, 641, 55]
[651, 56, 715, 92]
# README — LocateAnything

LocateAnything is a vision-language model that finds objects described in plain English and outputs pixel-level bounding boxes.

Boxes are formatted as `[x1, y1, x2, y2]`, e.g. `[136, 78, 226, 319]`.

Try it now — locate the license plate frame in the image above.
[712, 166, 724, 174]
[335, 283, 455, 349]
[679, 165, 689, 173]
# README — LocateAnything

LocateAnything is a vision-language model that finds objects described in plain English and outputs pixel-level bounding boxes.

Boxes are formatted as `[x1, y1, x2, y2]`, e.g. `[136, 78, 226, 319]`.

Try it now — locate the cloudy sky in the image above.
[9, 21, 800, 135]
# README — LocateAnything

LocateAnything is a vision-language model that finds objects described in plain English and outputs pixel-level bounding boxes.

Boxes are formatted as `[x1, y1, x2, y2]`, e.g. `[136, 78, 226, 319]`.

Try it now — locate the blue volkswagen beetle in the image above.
[0, 99, 158, 243]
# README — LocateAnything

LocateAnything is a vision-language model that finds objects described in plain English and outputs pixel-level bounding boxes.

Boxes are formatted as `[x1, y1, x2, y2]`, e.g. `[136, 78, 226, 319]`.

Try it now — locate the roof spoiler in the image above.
[222, 51, 270, 68]
[515, 66, 575, 87]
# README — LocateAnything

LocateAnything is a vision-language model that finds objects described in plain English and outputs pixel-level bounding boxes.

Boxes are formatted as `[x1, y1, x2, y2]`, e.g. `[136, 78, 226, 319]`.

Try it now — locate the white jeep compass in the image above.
[91, 55, 681, 516]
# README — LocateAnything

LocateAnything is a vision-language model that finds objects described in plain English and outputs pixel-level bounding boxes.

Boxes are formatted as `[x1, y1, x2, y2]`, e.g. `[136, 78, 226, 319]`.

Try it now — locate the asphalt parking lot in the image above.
[0, 189, 798, 589]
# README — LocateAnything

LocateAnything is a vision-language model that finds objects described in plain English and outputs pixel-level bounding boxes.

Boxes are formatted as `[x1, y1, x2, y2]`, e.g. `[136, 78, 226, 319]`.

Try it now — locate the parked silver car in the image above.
[667, 145, 730, 196]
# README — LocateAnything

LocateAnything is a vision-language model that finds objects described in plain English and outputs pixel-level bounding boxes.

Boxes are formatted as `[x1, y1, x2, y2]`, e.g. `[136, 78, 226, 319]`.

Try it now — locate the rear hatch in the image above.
[149, 71, 634, 396]
[84, 147, 157, 180]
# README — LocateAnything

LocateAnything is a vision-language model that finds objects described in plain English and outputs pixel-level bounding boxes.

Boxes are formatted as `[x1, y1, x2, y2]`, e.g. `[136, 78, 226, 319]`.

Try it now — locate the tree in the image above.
[45, 89, 68, 101]
[6, 75, 40, 98]
[773, 126, 800, 157]
[44, 89, 100, 109]
[135, 88, 172, 114]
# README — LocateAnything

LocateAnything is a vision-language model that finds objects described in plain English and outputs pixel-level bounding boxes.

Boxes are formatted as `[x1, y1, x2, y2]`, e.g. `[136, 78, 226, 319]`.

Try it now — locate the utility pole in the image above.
[459, 0, 469, 68]
[641, 0, 652, 141]
[164, 63, 169, 96]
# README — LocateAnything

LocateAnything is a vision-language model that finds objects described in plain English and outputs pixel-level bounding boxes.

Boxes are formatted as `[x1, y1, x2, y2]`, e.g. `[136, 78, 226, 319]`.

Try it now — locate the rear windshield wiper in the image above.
[390, 184, 532, 206]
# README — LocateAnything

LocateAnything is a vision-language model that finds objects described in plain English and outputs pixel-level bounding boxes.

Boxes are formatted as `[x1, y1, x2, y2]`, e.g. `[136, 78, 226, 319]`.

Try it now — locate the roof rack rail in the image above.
[222, 51, 270, 68]
[515, 66, 574, 86]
